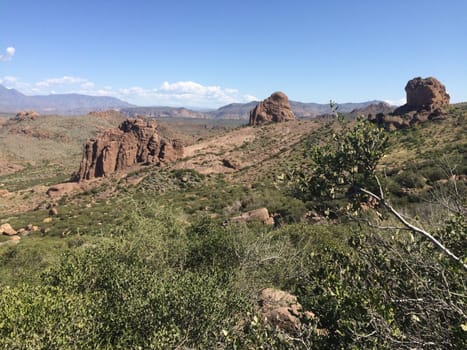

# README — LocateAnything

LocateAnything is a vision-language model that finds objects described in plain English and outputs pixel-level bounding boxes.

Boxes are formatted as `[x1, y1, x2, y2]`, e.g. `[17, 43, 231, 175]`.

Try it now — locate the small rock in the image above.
[43, 217, 52, 223]
[0, 223, 17, 236]
[222, 158, 239, 170]
[259, 288, 303, 334]
[231, 208, 274, 225]
[49, 207, 59, 216]
[258, 288, 326, 337]
[47, 182, 82, 198]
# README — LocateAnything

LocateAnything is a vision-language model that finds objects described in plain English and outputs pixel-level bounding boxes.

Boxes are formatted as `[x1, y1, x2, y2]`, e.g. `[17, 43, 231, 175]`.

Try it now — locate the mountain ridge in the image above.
[0, 84, 394, 119]
[0, 84, 133, 115]
[121, 99, 395, 120]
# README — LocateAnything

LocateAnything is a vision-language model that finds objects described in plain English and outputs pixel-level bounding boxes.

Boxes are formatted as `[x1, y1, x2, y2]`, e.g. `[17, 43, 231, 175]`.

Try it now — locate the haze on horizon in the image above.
[0, 0, 466, 108]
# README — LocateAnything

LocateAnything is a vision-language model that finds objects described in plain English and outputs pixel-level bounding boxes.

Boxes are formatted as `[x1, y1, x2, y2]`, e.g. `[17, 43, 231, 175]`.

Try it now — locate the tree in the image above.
[295, 112, 466, 269]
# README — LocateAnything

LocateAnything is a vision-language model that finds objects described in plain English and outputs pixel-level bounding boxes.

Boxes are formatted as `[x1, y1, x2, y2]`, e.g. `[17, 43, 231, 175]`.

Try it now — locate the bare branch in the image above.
[375, 175, 384, 200]
[356, 217, 411, 231]
[358, 186, 467, 270]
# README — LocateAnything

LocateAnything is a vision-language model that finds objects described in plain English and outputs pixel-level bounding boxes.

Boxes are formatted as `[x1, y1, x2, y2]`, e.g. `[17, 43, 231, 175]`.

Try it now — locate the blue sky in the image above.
[1, 0, 466, 108]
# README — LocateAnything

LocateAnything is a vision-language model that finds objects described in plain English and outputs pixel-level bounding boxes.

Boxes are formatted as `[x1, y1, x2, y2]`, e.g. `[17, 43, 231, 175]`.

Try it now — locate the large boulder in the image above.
[370, 77, 450, 131]
[405, 77, 450, 109]
[77, 118, 183, 181]
[249, 92, 296, 126]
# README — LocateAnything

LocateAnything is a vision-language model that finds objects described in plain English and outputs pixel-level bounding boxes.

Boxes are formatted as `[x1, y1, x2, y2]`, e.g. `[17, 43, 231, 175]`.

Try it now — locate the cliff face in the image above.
[77, 118, 183, 181]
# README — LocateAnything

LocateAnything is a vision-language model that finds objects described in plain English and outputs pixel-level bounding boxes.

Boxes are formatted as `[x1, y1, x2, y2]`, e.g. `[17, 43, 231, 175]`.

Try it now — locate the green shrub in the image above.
[185, 216, 240, 270]
[0, 285, 101, 350]
[1, 220, 246, 349]
[393, 169, 425, 188]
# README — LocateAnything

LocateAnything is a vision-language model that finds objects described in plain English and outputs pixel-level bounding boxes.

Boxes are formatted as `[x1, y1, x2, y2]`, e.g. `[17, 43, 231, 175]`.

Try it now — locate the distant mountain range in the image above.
[0, 85, 133, 115]
[0, 84, 394, 119]
[121, 100, 394, 120]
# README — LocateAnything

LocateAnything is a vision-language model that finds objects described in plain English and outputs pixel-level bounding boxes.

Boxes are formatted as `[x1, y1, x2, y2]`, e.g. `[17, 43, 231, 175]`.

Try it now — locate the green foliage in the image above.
[0, 204, 247, 349]
[294, 118, 389, 207]
[393, 169, 426, 188]
[437, 213, 467, 259]
[271, 226, 466, 349]
[1, 110, 466, 348]
[0, 285, 101, 349]
[185, 216, 240, 270]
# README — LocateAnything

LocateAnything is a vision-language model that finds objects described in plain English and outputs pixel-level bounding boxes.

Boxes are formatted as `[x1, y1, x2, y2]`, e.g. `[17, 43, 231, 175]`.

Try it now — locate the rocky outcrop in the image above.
[369, 77, 450, 131]
[77, 118, 183, 181]
[249, 92, 296, 126]
[405, 77, 450, 109]
[14, 110, 40, 121]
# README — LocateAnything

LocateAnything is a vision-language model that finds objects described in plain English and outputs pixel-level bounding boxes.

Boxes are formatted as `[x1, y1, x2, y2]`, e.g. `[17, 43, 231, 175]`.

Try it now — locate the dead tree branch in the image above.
[358, 177, 467, 270]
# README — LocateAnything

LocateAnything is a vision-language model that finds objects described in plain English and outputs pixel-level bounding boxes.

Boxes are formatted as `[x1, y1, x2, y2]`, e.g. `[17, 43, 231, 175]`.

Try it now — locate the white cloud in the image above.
[0, 47, 15, 62]
[0, 75, 18, 84]
[0, 75, 32, 91]
[243, 94, 258, 102]
[0, 75, 257, 108]
[80, 81, 95, 89]
[108, 81, 256, 107]
[384, 98, 406, 106]
[35, 76, 89, 88]
[153, 81, 253, 106]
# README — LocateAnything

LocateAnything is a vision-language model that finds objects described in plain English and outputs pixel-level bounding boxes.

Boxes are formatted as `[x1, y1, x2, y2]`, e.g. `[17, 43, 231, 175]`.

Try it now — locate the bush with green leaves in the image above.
[185, 216, 240, 270]
[290, 118, 389, 206]
[0, 204, 249, 349]
[244, 223, 467, 349]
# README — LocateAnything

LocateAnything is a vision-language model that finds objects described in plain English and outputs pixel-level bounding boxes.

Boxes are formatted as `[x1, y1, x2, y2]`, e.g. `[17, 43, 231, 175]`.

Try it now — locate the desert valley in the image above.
[0, 75, 465, 349]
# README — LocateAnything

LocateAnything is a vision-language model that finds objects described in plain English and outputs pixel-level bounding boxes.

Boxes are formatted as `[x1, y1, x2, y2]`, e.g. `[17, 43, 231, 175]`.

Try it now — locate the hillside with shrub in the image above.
[0, 100, 466, 348]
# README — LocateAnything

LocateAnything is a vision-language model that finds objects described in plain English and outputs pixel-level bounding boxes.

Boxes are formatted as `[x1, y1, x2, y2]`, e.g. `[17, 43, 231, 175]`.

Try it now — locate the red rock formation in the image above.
[405, 77, 450, 109]
[369, 77, 450, 131]
[249, 92, 296, 126]
[77, 118, 183, 181]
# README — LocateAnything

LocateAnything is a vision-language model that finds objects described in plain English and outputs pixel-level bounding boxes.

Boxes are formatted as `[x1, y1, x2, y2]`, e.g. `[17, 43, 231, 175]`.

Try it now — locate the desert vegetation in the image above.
[0, 102, 466, 349]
